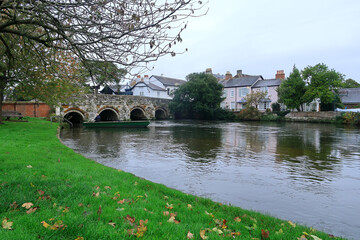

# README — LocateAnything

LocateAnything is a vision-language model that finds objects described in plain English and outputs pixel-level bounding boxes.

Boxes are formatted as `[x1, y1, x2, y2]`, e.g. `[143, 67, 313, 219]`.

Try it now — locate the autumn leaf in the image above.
[9, 201, 18, 210]
[310, 235, 322, 240]
[187, 204, 192, 209]
[74, 237, 84, 240]
[27, 165, 33, 168]
[165, 203, 173, 209]
[212, 227, 223, 234]
[234, 217, 241, 222]
[117, 199, 125, 204]
[163, 211, 170, 216]
[108, 220, 116, 228]
[136, 224, 147, 238]
[167, 216, 176, 223]
[298, 235, 308, 240]
[187, 231, 194, 239]
[2, 218, 13, 230]
[41, 221, 50, 228]
[26, 207, 39, 214]
[288, 221, 296, 228]
[261, 229, 270, 239]
[92, 192, 100, 197]
[221, 219, 227, 229]
[104, 186, 111, 189]
[22, 202, 34, 209]
[200, 229, 208, 239]
[205, 211, 214, 217]
[97, 205, 102, 216]
[37, 190, 45, 195]
[62, 207, 70, 213]
[78, 203, 84, 207]
[125, 215, 135, 224]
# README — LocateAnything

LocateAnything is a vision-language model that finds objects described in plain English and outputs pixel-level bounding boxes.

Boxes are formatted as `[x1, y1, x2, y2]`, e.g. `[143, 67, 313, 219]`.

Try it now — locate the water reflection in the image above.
[60, 121, 360, 240]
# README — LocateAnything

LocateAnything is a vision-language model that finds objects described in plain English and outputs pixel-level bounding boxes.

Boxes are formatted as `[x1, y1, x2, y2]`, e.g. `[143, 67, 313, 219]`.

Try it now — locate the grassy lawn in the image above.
[0, 118, 345, 239]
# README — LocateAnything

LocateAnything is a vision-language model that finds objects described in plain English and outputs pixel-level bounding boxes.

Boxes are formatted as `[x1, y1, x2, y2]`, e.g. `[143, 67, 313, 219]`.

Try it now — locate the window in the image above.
[239, 87, 249, 97]
[261, 87, 268, 96]
[220, 102, 225, 108]
[140, 91, 144, 96]
[222, 90, 227, 98]
[258, 102, 269, 110]
[230, 102, 235, 110]
[231, 90, 234, 97]
[157, 91, 160, 97]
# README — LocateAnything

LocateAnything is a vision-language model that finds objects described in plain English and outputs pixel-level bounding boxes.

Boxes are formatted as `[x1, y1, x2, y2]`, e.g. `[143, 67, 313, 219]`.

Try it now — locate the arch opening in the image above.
[155, 109, 167, 120]
[130, 108, 147, 120]
[99, 109, 119, 121]
[64, 111, 84, 127]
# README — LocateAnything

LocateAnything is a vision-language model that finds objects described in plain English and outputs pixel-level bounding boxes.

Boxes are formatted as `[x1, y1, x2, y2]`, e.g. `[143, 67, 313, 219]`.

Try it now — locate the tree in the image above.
[244, 91, 268, 108]
[343, 78, 360, 88]
[0, 0, 206, 123]
[277, 66, 307, 111]
[169, 73, 225, 119]
[302, 63, 344, 111]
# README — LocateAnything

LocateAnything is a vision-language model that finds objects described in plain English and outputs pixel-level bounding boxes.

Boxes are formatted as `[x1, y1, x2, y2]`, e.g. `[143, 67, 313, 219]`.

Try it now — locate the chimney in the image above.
[276, 70, 285, 80]
[237, 69, 243, 78]
[225, 71, 232, 80]
[205, 68, 213, 74]
[144, 75, 149, 83]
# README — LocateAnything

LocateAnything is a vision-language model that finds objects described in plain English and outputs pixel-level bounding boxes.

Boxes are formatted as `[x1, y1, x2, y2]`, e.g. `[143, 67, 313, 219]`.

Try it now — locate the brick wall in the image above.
[2, 102, 51, 117]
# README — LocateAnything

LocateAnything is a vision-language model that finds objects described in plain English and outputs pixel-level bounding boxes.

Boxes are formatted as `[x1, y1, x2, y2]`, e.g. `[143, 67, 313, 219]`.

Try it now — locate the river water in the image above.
[60, 121, 360, 239]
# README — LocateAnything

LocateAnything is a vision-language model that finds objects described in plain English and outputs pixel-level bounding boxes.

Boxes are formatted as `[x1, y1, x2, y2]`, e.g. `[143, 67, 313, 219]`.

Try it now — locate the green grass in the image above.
[0, 118, 346, 239]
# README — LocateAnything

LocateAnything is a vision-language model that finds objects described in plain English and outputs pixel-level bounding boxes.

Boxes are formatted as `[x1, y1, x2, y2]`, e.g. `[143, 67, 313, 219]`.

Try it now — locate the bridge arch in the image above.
[98, 107, 119, 121]
[63, 109, 86, 125]
[155, 108, 168, 120]
[130, 107, 148, 120]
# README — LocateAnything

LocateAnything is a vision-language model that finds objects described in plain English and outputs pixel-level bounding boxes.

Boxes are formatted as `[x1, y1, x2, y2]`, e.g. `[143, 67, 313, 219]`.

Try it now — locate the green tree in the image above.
[169, 73, 225, 120]
[244, 90, 268, 109]
[277, 66, 307, 111]
[302, 63, 344, 111]
[343, 78, 360, 88]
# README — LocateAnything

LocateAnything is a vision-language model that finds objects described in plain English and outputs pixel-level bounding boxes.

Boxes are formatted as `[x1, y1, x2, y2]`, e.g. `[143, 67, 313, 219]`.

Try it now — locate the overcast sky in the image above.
[146, 0, 360, 81]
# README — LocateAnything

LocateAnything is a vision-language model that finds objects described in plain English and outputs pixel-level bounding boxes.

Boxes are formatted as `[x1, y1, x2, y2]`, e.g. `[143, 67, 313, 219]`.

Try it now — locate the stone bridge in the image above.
[58, 94, 171, 124]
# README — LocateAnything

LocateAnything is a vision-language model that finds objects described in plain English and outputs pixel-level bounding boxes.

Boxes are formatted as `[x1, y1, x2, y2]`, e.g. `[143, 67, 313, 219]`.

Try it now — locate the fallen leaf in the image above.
[27, 165, 33, 168]
[221, 219, 228, 229]
[30, 182, 35, 187]
[37, 190, 45, 195]
[234, 216, 241, 222]
[62, 207, 70, 213]
[22, 202, 34, 209]
[108, 220, 116, 227]
[276, 229, 284, 235]
[74, 237, 84, 240]
[163, 211, 170, 216]
[187, 231, 194, 239]
[97, 205, 102, 216]
[2, 218, 13, 230]
[310, 235, 322, 240]
[92, 192, 100, 197]
[212, 227, 224, 234]
[165, 203, 173, 209]
[205, 211, 214, 217]
[117, 199, 125, 204]
[26, 207, 39, 214]
[78, 203, 84, 207]
[104, 186, 111, 189]
[187, 204, 192, 209]
[288, 221, 296, 228]
[298, 235, 308, 240]
[125, 215, 135, 224]
[167, 216, 176, 223]
[41, 221, 50, 228]
[116, 208, 125, 211]
[261, 229, 270, 239]
[136, 225, 147, 238]
[9, 201, 18, 210]
[200, 229, 208, 239]
[134, 181, 138, 186]
[57, 158, 60, 163]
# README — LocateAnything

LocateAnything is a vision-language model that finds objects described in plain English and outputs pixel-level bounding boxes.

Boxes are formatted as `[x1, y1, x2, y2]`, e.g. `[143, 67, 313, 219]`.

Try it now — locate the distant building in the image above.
[218, 69, 284, 111]
[339, 88, 360, 108]
[130, 75, 186, 99]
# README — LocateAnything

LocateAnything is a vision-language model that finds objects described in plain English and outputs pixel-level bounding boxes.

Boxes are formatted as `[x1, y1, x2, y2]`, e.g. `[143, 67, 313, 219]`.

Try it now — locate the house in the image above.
[130, 75, 186, 99]
[339, 88, 360, 108]
[99, 84, 132, 95]
[219, 69, 284, 111]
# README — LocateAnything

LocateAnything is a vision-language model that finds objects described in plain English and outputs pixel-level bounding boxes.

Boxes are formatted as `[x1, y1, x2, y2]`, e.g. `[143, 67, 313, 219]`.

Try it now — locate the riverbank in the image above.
[0, 118, 346, 239]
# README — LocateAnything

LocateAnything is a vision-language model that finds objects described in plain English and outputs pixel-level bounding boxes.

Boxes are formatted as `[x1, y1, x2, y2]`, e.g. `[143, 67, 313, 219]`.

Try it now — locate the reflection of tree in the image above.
[171, 126, 222, 161]
[276, 123, 342, 181]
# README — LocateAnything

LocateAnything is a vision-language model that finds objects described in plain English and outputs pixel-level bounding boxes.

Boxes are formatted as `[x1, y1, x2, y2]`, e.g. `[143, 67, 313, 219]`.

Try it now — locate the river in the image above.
[60, 120, 360, 239]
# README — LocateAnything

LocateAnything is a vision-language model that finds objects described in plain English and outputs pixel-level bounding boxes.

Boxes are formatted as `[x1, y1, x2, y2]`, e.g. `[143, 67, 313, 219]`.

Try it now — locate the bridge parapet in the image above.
[59, 94, 171, 123]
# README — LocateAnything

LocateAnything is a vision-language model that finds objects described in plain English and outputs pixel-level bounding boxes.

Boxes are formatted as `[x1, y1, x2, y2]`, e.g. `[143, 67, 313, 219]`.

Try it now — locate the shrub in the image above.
[275, 110, 290, 117]
[260, 114, 282, 121]
[342, 112, 360, 125]
[237, 106, 261, 121]
[265, 108, 272, 113]
[271, 102, 281, 112]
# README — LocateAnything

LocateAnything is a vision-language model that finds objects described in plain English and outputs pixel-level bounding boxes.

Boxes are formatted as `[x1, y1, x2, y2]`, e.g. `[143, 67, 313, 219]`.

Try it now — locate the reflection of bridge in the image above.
[58, 94, 171, 124]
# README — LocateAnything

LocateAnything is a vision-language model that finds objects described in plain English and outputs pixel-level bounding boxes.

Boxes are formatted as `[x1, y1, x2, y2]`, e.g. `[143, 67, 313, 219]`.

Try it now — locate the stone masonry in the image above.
[58, 94, 171, 121]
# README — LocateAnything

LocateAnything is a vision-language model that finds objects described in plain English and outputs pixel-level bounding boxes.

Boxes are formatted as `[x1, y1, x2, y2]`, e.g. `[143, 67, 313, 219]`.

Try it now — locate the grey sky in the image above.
[147, 0, 360, 81]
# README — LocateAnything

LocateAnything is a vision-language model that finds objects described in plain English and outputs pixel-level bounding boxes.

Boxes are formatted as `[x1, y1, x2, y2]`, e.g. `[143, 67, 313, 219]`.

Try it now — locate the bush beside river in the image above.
[0, 118, 346, 239]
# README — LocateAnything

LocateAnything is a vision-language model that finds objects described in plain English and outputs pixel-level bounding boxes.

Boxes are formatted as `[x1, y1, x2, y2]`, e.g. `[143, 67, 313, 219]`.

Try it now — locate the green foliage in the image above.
[237, 106, 262, 121]
[342, 78, 360, 88]
[169, 73, 225, 120]
[275, 110, 291, 117]
[342, 112, 360, 125]
[271, 102, 281, 112]
[277, 66, 307, 111]
[244, 91, 268, 108]
[81, 61, 126, 87]
[260, 113, 283, 121]
[302, 63, 344, 110]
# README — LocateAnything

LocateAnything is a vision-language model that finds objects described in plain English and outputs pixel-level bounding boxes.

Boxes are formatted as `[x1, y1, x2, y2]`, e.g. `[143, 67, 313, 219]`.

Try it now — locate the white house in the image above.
[131, 75, 186, 99]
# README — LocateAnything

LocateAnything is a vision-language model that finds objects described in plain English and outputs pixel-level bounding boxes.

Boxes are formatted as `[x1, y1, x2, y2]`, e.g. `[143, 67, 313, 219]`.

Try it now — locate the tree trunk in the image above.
[0, 84, 4, 124]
